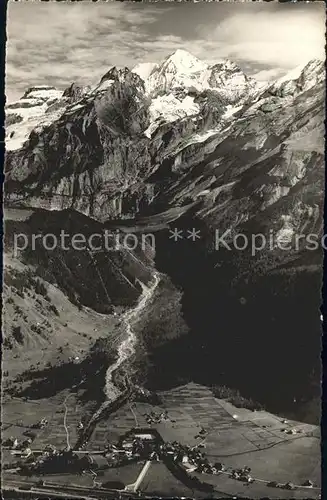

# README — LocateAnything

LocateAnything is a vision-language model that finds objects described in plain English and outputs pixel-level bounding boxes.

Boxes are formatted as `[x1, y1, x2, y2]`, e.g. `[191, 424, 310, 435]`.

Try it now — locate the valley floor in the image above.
[2, 209, 321, 499]
[2, 383, 320, 499]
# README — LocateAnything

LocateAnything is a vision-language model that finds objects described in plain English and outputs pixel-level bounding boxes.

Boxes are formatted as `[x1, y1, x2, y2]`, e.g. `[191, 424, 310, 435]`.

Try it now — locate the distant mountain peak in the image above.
[163, 49, 207, 72]
[145, 50, 208, 95]
[165, 49, 205, 69]
[271, 58, 325, 97]
[22, 85, 57, 99]
[138, 50, 263, 103]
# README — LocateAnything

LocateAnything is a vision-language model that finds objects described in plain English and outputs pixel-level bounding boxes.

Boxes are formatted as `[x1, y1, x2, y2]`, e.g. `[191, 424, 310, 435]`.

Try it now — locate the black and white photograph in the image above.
[2, 1, 325, 498]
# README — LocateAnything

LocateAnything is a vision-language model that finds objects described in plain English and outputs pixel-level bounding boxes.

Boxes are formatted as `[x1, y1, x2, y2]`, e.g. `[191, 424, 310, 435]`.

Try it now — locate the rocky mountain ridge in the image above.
[5, 51, 324, 229]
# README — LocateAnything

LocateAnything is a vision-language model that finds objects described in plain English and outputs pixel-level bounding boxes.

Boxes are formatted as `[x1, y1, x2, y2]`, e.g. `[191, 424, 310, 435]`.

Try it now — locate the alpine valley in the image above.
[4, 49, 324, 435]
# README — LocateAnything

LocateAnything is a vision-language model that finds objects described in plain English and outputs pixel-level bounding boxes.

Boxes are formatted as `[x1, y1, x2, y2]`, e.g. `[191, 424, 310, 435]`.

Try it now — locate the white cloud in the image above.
[5, 1, 160, 101]
[252, 68, 285, 82]
[5, 2, 325, 103]
[198, 6, 325, 70]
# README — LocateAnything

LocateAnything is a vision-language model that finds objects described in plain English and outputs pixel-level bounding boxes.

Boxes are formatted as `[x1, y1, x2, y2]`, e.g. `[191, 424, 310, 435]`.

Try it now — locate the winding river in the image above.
[85, 271, 161, 431]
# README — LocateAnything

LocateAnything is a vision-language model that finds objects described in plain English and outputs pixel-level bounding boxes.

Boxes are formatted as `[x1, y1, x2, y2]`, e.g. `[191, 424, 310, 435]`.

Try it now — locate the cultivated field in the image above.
[87, 382, 320, 498]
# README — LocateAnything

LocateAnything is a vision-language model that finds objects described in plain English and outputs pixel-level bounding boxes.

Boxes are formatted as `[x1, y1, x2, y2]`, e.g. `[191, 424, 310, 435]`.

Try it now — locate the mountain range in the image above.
[4, 49, 325, 423]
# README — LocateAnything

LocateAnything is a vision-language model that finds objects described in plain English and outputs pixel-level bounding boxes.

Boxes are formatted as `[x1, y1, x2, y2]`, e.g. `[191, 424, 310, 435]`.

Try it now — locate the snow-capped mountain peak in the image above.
[5, 86, 66, 151]
[132, 51, 207, 88]
[162, 49, 208, 73]
[145, 50, 210, 95]
[22, 85, 62, 102]
[270, 58, 325, 98]
[141, 50, 261, 105]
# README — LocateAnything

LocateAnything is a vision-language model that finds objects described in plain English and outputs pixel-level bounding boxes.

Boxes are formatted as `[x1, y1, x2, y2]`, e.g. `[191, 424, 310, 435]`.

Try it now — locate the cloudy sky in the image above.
[6, 1, 325, 103]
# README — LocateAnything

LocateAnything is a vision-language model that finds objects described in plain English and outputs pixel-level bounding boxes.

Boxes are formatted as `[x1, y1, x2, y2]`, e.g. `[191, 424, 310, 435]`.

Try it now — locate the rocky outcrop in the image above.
[62, 82, 89, 103]
[5, 68, 154, 219]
